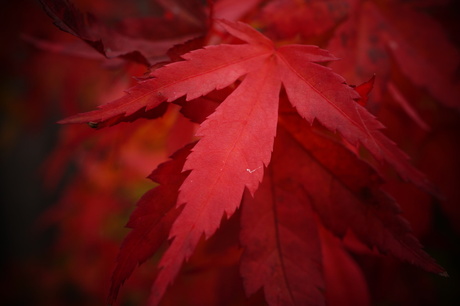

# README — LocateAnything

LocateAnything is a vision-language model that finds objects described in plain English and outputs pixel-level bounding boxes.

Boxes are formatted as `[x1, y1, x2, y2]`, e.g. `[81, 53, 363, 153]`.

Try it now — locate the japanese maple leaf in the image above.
[60, 19, 441, 304]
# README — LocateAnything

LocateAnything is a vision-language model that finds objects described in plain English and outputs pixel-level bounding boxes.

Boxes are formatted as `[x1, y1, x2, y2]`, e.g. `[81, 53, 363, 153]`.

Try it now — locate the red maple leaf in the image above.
[108, 143, 193, 303]
[39, 0, 207, 66]
[59, 19, 446, 305]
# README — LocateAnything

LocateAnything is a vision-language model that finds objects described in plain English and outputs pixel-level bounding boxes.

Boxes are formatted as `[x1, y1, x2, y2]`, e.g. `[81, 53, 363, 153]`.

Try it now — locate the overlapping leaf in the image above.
[240, 144, 324, 305]
[237, 111, 445, 305]
[39, 0, 205, 66]
[107, 144, 193, 304]
[279, 112, 444, 275]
